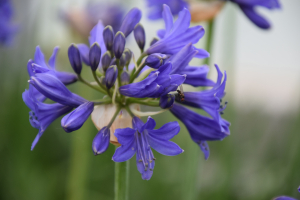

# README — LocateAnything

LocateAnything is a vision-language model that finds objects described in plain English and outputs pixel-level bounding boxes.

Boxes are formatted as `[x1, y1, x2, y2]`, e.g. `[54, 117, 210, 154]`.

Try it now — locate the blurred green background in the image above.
[0, 0, 300, 200]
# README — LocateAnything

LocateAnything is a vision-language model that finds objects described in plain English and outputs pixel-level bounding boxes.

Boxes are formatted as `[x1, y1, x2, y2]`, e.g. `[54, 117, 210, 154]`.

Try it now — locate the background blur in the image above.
[1, 0, 300, 199]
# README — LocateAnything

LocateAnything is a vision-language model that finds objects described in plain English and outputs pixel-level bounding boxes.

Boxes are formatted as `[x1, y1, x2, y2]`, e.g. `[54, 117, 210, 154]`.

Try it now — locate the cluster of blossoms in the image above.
[146, 0, 281, 29]
[23, 5, 230, 180]
[0, 0, 18, 45]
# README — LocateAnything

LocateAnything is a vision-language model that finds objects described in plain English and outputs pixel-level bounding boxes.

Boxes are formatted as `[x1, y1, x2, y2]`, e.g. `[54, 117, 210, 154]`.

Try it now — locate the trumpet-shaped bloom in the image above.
[146, 0, 188, 20]
[33, 46, 78, 85]
[119, 63, 186, 98]
[229, 0, 280, 29]
[146, 5, 209, 59]
[177, 64, 227, 120]
[29, 73, 87, 108]
[170, 103, 230, 159]
[61, 102, 94, 133]
[22, 87, 73, 150]
[113, 117, 183, 180]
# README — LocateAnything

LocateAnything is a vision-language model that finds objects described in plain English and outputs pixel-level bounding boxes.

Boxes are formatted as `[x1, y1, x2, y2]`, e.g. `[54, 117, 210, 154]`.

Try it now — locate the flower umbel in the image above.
[22, 4, 230, 180]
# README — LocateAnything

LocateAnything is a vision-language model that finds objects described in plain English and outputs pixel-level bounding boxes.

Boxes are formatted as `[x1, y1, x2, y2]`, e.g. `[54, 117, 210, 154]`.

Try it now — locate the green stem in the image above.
[127, 98, 160, 107]
[125, 106, 135, 118]
[78, 75, 106, 94]
[92, 71, 106, 91]
[130, 62, 146, 83]
[92, 98, 112, 105]
[203, 19, 215, 66]
[108, 106, 122, 127]
[130, 53, 147, 81]
[114, 153, 130, 200]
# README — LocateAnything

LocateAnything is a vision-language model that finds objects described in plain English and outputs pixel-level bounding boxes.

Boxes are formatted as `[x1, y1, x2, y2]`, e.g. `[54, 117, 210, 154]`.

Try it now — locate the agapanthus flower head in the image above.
[229, 0, 281, 29]
[23, 5, 230, 180]
[146, 0, 189, 20]
[113, 117, 183, 180]
[0, 0, 18, 45]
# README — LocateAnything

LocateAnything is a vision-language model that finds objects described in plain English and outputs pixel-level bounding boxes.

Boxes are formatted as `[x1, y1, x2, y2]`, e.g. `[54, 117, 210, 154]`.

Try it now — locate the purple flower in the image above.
[61, 102, 94, 133]
[273, 197, 298, 200]
[229, 0, 281, 29]
[146, 5, 209, 59]
[177, 64, 227, 121]
[29, 72, 87, 108]
[146, 0, 188, 20]
[33, 46, 78, 85]
[92, 127, 110, 155]
[113, 116, 183, 180]
[0, 0, 18, 45]
[119, 8, 142, 37]
[170, 103, 230, 159]
[119, 63, 186, 98]
[22, 86, 73, 150]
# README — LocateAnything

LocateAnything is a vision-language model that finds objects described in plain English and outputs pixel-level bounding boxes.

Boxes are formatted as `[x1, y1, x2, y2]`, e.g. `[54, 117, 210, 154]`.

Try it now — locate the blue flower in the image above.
[33, 46, 78, 85]
[0, 0, 18, 45]
[146, 0, 188, 20]
[113, 116, 183, 180]
[119, 63, 186, 98]
[273, 197, 298, 200]
[146, 5, 209, 59]
[229, 0, 281, 29]
[22, 86, 73, 150]
[177, 64, 227, 121]
[29, 72, 87, 108]
[170, 103, 230, 160]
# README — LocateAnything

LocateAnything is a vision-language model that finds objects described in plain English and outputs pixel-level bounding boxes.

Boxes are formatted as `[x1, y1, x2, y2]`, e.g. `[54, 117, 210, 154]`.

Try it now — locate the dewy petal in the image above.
[92, 127, 110, 155]
[239, 5, 271, 29]
[30, 73, 87, 107]
[148, 136, 183, 156]
[148, 121, 180, 140]
[48, 46, 59, 69]
[112, 138, 136, 162]
[199, 141, 210, 160]
[119, 8, 142, 37]
[61, 102, 94, 133]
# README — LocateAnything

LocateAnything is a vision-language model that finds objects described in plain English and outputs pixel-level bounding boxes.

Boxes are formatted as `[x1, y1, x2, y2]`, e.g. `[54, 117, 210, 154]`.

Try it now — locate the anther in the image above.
[138, 159, 142, 162]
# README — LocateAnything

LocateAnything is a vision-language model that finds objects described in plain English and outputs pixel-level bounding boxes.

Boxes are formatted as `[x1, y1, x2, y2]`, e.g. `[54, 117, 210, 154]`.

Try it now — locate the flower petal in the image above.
[148, 121, 180, 140]
[113, 138, 136, 162]
[148, 135, 183, 156]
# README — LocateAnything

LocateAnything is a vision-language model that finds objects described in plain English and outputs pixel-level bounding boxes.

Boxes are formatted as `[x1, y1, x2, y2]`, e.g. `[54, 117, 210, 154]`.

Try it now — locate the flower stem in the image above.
[130, 62, 146, 83]
[92, 71, 106, 91]
[203, 19, 215, 66]
[78, 75, 107, 94]
[114, 153, 129, 200]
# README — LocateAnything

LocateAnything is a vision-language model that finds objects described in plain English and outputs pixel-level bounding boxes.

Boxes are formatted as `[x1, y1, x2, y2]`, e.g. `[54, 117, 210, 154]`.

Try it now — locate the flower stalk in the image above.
[114, 154, 130, 200]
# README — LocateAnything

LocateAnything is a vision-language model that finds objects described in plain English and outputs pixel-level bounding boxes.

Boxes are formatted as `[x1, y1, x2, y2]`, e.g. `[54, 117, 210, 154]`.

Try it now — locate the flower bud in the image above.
[145, 53, 167, 69]
[103, 25, 114, 51]
[121, 71, 130, 85]
[61, 102, 94, 133]
[119, 8, 142, 37]
[119, 53, 127, 69]
[101, 51, 112, 72]
[68, 44, 82, 74]
[105, 65, 118, 89]
[123, 48, 132, 65]
[150, 38, 159, 46]
[113, 31, 126, 59]
[92, 127, 110, 155]
[134, 23, 145, 50]
[160, 94, 175, 109]
[89, 42, 102, 71]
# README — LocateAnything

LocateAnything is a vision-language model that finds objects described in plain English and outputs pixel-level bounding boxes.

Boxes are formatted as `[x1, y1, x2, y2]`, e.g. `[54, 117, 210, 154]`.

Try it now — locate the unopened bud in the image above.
[89, 42, 102, 71]
[105, 65, 118, 89]
[145, 53, 167, 69]
[101, 51, 112, 72]
[150, 38, 159, 46]
[68, 44, 82, 74]
[113, 31, 126, 59]
[134, 23, 145, 50]
[103, 25, 114, 51]
[121, 71, 130, 85]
